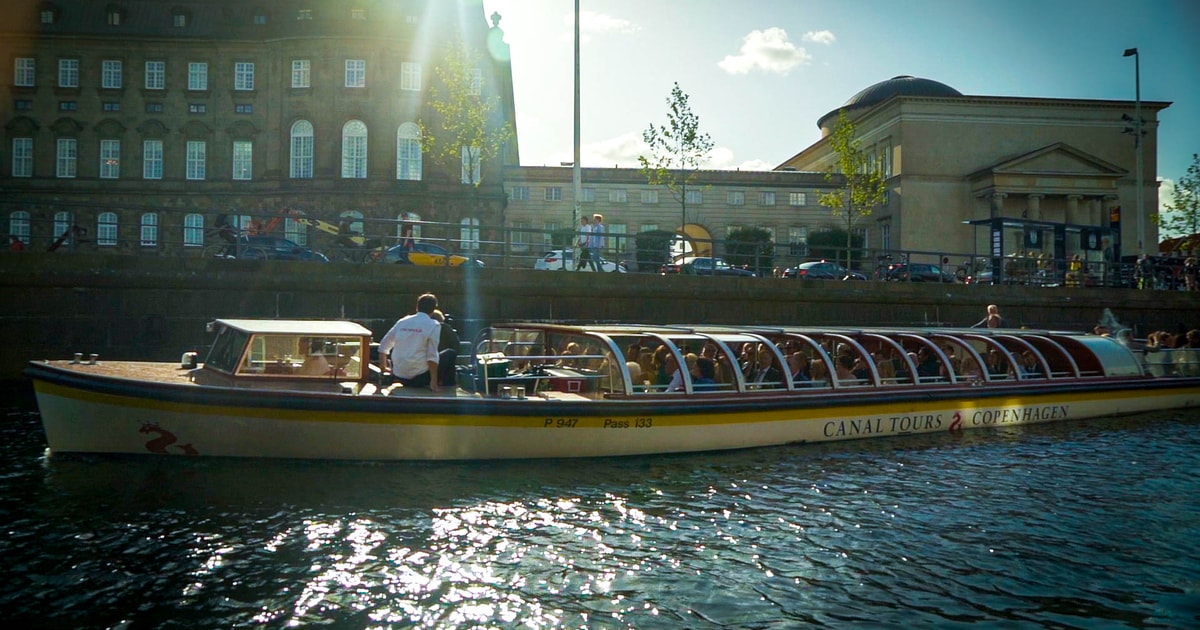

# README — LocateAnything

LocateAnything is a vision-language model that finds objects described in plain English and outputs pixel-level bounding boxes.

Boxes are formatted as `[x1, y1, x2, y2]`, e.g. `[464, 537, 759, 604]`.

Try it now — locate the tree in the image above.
[725, 227, 775, 276]
[1155, 153, 1200, 250]
[638, 83, 715, 240]
[816, 110, 888, 270]
[635, 229, 676, 272]
[419, 46, 515, 189]
[807, 228, 864, 266]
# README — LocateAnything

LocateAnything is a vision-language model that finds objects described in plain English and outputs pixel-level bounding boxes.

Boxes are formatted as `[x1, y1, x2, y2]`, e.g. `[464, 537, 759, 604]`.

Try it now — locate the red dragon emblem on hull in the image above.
[139, 422, 199, 455]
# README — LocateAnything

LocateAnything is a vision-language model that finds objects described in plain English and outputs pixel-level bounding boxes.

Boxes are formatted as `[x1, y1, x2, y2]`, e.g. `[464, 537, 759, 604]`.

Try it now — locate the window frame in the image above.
[233, 62, 254, 91]
[101, 59, 123, 89]
[341, 120, 368, 179]
[396, 122, 422, 181]
[56, 138, 77, 178]
[291, 59, 310, 88]
[400, 62, 421, 91]
[232, 140, 253, 180]
[186, 140, 207, 180]
[11, 138, 33, 177]
[290, 120, 314, 179]
[58, 58, 78, 88]
[99, 139, 121, 179]
[145, 60, 165, 90]
[187, 62, 208, 91]
[97, 211, 118, 246]
[344, 59, 365, 88]
[143, 139, 163, 179]
[15, 58, 36, 87]
[140, 212, 158, 247]
[184, 213, 204, 247]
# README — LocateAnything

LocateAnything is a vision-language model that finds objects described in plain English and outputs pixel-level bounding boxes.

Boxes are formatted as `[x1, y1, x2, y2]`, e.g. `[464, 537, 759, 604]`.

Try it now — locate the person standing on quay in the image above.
[587, 213, 605, 272]
[573, 215, 592, 271]
[973, 304, 1005, 328]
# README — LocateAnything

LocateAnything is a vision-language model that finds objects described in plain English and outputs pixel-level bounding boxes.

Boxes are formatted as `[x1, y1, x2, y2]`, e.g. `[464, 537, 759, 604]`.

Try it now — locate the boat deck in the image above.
[42, 360, 200, 384]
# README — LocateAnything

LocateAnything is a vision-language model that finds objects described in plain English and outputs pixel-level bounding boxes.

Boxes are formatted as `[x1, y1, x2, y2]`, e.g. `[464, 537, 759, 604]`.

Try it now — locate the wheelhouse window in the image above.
[290, 120, 313, 178]
[341, 120, 367, 179]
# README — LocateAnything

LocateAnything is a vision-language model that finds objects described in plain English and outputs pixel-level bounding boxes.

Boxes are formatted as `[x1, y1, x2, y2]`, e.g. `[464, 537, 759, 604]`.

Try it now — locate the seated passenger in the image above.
[693, 357, 718, 391]
[746, 345, 782, 388]
[788, 352, 812, 386]
[1020, 351, 1043, 377]
[915, 347, 941, 381]
[298, 339, 332, 376]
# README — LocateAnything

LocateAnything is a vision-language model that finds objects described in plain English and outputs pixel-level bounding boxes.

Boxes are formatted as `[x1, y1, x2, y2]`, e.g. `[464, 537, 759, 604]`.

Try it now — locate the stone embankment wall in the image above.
[2, 253, 1195, 382]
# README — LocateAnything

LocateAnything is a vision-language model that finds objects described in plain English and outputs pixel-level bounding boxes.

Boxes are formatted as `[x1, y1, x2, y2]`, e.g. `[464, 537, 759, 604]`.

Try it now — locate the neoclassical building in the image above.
[1, 0, 518, 255]
[777, 75, 1168, 276]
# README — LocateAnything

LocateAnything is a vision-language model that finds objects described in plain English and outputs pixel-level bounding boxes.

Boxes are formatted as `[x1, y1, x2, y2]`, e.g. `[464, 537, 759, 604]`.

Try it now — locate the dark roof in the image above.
[818, 75, 962, 130]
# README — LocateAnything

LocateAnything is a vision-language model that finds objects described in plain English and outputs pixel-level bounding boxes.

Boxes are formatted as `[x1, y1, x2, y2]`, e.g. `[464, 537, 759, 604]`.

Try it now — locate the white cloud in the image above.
[559, 10, 639, 43]
[802, 30, 836, 45]
[718, 27, 812, 76]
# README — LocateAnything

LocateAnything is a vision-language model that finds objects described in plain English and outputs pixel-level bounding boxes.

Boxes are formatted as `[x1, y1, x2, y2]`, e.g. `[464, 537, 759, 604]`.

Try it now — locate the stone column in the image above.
[989, 192, 1007, 218]
[1066, 194, 1082, 226]
[1026, 194, 1043, 221]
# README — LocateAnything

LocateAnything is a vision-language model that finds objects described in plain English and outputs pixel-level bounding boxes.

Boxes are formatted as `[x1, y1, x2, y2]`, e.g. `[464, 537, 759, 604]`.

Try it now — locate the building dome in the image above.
[818, 75, 962, 132]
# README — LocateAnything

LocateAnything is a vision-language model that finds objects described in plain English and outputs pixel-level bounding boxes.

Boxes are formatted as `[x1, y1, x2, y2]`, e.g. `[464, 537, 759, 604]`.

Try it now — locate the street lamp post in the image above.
[1123, 47, 1144, 254]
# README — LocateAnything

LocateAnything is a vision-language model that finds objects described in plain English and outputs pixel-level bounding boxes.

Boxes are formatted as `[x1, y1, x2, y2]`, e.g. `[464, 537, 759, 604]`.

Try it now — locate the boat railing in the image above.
[1143, 347, 1200, 377]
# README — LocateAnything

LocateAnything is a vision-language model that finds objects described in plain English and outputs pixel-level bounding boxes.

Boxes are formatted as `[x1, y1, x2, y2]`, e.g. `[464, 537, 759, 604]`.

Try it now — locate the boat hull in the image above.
[28, 363, 1200, 461]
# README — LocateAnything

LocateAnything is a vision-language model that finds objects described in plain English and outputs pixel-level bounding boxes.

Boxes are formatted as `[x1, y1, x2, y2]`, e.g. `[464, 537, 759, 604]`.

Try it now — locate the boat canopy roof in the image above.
[212, 319, 373, 337]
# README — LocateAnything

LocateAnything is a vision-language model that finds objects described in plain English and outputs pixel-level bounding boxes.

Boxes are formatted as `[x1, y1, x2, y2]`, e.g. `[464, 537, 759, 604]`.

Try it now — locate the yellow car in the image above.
[384, 242, 482, 267]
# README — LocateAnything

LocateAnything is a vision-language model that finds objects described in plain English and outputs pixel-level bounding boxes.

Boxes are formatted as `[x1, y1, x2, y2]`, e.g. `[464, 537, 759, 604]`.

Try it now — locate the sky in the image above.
[479, 0, 1200, 224]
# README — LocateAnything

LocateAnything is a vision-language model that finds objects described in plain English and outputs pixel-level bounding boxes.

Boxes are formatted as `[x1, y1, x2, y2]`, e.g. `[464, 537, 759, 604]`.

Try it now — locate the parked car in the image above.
[213, 236, 329, 262]
[883, 263, 959, 283]
[384, 242, 483, 267]
[782, 260, 867, 280]
[661, 256, 756, 277]
[533, 249, 626, 272]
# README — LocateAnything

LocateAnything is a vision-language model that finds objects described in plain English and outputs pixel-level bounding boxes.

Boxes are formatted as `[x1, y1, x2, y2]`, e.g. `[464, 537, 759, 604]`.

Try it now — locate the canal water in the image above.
[2, 392, 1198, 628]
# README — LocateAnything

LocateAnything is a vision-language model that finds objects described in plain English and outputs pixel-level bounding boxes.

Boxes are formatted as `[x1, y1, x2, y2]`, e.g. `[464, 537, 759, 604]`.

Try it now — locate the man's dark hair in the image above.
[416, 293, 438, 314]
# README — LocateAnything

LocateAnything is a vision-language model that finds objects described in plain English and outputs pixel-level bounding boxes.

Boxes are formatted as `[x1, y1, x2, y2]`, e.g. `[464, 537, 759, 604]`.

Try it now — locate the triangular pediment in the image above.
[978, 143, 1127, 179]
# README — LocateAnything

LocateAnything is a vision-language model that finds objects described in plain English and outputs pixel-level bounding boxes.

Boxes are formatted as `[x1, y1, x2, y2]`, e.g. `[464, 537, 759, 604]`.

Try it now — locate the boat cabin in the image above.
[471, 324, 1148, 399]
[193, 319, 373, 392]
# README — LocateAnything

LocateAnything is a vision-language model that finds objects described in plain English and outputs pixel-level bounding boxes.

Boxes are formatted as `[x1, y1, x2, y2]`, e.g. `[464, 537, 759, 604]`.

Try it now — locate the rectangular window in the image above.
[100, 139, 120, 179]
[58, 101, 76, 111]
[609, 189, 627, 203]
[728, 191, 745, 205]
[401, 62, 421, 91]
[97, 213, 117, 245]
[107, 11, 122, 26]
[297, 9, 312, 20]
[145, 61, 165, 89]
[608, 223, 627, 251]
[232, 141, 252, 180]
[511, 221, 530, 253]
[141, 213, 158, 246]
[788, 227, 809, 257]
[188, 62, 207, 90]
[186, 141, 206, 180]
[759, 191, 775, 206]
[172, 13, 187, 27]
[41, 10, 55, 24]
[189, 103, 206, 114]
[15, 58, 35, 87]
[581, 187, 595, 202]
[58, 59, 78, 87]
[641, 190, 658, 204]
[545, 187, 562, 201]
[351, 8, 366, 20]
[509, 186, 529, 201]
[145, 102, 164, 114]
[184, 214, 205, 246]
[291, 60, 310, 88]
[143, 140, 163, 179]
[234, 62, 254, 90]
[345, 59, 365, 88]
[235, 104, 253, 114]
[789, 192, 807, 206]
[685, 190, 702, 205]
[101, 60, 122, 88]
[56, 138, 77, 178]
[102, 102, 120, 112]
[15, 100, 32, 110]
[468, 68, 482, 96]
[253, 14, 267, 25]
[12, 138, 33, 177]
[640, 224, 659, 233]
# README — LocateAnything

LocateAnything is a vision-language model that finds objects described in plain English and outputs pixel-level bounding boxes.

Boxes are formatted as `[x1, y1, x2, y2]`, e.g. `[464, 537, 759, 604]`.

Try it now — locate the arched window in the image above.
[341, 120, 367, 178]
[9, 211, 31, 245]
[396, 122, 422, 181]
[460, 217, 480, 251]
[53, 211, 72, 246]
[285, 213, 307, 246]
[290, 120, 313, 178]
[140, 212, 158, 246]
[97, 212, 118, 246]
[183, 213, 204, 246]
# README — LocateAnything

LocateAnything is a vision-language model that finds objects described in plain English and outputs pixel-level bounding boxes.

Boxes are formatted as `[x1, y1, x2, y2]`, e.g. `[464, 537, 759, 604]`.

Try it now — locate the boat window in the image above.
[204, 327, 248, 373]
[238, 334, 364, 378]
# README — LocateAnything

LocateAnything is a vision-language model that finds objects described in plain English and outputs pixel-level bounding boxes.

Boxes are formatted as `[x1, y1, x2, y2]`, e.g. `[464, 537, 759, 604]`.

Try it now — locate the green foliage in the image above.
[418, 46, 514, 187]
[1154, 153, 1200, 242]
[551, 228, 577, 251]
[635, 229, 676, 271]
[807, 228, 864, 266]
[638, 83, 714, 227]
[816, 110, 888, 267]
[725, 227, 775, 275]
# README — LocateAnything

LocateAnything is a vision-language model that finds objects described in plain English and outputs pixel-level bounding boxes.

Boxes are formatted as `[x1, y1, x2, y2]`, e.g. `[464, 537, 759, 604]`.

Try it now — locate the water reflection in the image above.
[5, 408, 1200, 627]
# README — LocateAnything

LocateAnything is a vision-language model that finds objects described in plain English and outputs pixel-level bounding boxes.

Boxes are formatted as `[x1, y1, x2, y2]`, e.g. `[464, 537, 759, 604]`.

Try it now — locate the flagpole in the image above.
[572, 0, 581, 237]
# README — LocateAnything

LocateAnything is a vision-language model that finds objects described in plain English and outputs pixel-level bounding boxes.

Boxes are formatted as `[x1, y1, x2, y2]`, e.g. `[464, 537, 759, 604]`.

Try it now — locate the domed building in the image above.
[778, 75, 1169, 283]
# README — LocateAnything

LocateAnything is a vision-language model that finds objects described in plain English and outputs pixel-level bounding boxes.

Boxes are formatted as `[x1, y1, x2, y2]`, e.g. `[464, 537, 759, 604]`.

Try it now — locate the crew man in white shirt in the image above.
[378, 293, 442, 391]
